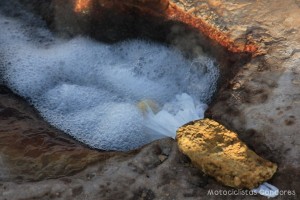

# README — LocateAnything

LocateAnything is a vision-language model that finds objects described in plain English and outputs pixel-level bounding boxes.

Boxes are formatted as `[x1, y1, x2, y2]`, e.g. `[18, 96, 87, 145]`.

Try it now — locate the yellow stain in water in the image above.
[137, 99, 159, 115]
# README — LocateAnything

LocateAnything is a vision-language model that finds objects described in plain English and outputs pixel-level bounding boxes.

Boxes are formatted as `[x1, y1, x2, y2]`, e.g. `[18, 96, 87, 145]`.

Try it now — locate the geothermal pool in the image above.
[0, 13, 219, 151]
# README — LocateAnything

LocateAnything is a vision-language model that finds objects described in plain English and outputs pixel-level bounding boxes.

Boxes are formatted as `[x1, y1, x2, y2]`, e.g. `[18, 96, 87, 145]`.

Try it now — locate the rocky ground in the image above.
[207, 0, 300, 195]
[0, 0, 299, 199]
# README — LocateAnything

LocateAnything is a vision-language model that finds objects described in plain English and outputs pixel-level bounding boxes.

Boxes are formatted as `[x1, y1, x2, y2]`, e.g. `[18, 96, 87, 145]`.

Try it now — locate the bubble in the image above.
[0, 13, 219, 151]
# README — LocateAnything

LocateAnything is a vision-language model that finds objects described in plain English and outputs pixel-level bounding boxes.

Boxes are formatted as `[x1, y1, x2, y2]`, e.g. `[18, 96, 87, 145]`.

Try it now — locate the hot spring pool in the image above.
[0, 13, 219, 151]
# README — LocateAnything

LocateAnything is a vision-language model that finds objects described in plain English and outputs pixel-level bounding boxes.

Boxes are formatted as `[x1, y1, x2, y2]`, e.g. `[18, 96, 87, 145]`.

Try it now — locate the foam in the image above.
[0, 14, 219, 151]
[143, 93, 208, 139]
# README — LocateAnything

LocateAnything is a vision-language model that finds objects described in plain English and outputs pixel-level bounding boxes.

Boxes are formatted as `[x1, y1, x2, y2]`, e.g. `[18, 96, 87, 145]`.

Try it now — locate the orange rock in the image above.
[70, 0, 261, 55]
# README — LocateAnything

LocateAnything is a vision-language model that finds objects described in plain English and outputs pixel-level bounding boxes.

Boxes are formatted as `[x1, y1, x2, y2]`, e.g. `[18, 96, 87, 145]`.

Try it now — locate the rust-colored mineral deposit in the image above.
[72, 0, 261, 55]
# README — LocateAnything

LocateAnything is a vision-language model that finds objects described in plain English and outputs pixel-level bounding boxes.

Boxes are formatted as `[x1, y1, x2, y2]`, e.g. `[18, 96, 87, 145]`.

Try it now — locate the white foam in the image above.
[252, 182, 279, 198]
[0, 14, 219, 151]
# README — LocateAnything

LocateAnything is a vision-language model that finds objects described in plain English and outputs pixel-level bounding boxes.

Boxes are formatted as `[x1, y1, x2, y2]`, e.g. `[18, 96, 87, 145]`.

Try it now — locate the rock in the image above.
[0, 86, 118, 182]
[158, 154, 168, 162]
[0, 138, 216, 200]
[204, 0, 300, 194]
[176, 119, 277, 189]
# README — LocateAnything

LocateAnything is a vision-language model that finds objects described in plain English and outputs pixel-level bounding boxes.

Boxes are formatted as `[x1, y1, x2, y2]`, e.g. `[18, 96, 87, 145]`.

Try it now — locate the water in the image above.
[0, 14, 219, 151]
[143, 93, 208, 139]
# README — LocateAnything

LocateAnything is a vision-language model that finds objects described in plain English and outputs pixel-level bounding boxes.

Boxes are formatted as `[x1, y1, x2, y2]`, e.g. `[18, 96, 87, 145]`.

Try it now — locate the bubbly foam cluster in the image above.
[0, 14, 219, 151]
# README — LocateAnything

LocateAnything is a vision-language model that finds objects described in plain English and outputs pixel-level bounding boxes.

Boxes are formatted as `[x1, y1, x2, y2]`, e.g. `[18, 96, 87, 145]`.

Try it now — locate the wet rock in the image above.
[176, 119, 277, 189]
[5, 0, 257, 57]
[0, 86, 117, 182]
[0, 139, 216, 200]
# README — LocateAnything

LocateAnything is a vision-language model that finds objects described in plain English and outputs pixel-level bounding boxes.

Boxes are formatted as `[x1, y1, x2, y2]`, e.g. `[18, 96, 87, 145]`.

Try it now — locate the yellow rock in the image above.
[176, 118, 277, 189]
